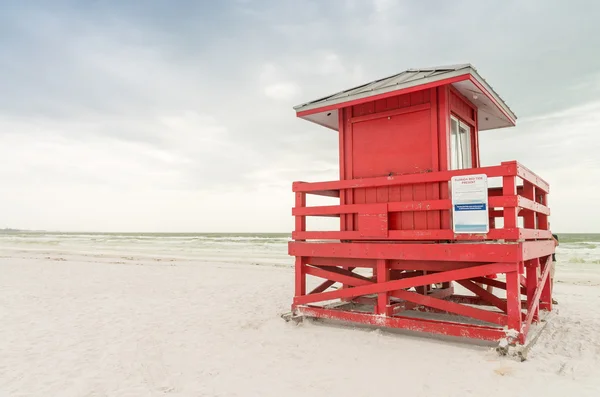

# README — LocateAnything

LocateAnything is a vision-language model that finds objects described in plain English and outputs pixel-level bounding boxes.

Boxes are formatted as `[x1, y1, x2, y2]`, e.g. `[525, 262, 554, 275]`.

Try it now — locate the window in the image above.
[450, 116, 472, 170]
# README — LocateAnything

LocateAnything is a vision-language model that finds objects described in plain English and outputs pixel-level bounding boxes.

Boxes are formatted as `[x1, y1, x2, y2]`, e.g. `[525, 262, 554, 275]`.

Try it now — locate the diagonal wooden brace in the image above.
[392, 289, 507, 326]
[295, 263, 516, 305]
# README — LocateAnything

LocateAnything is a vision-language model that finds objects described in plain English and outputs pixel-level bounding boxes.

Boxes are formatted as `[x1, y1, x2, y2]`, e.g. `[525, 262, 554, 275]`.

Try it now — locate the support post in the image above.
[503, 175, 518, 232]
[537, 192, 549, 231]
[295, 257, 306, 300]
[506, 268, 522, 339]
[526, 259, 540, 323]
[295, 192, 306, 241]
[523, 182, 536, 230]
[376, 259, 391, 316]
[540, 256, 553, 311]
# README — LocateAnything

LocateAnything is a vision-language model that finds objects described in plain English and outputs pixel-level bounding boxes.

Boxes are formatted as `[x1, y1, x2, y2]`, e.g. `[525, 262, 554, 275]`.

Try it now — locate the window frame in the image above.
[449, 114, 475, 170]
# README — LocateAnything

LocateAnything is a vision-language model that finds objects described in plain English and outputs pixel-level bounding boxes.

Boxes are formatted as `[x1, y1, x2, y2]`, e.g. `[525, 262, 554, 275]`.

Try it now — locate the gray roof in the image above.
[293, 64, 517, 131]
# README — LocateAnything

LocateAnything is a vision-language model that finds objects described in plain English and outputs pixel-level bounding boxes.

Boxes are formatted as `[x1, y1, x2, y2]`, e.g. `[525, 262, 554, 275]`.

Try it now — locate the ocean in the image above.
[1, 231, 599, 270]
[0, 231, 292, 267]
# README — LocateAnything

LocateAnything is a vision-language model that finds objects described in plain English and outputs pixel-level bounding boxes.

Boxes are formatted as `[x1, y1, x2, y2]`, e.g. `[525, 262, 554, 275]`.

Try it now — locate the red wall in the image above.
[339, 85, 478, 233]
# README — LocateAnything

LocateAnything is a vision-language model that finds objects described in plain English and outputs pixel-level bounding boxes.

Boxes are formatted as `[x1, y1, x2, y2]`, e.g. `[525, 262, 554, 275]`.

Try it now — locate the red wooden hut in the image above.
[287, 64, 555, 345]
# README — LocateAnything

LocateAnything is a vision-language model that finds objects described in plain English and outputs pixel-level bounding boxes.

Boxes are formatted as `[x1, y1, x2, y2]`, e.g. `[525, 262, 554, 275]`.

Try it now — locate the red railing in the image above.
[292, 161, 551, 242]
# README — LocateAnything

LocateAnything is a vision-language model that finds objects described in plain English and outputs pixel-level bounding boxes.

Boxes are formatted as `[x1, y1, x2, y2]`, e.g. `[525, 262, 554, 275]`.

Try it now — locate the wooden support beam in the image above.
[523, 257, 551, 338]
[295, 306, 506, 342]
[308, 267, 357, 294]
[456, 280, 509, 314]
[506, 270, 523, 339]
[376, 259, 391, 316]
[294, 263, 515, 305]
[290, 242, 522, 263]
[295, 257, 306, 297]
[392, 289, 507, 326]
[304, 266, 373, 287]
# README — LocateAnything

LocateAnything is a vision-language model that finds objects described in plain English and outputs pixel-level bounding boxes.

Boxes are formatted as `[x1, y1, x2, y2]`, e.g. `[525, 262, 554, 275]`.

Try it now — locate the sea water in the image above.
[0, 231, 292, 266]
[0, 232, 598, 274]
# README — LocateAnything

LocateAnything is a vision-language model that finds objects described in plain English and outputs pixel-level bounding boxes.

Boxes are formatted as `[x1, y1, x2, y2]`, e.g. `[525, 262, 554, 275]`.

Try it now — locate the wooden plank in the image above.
[523, 258, 551, 338]
[294, 263, 516, 305]
[517, 196, 550, 215]
[307, 257, 376, 268]
[289, 241, 522, 263]
[295, 306, 506, 342]
[349, 103, 431, 124]
[295, 193, 306, 240]
[292, 164, 513, 193]
[522, 240, 555, 261]
[514, 161, 550, 193]
[292, 228, 526, 241]
[392, 289, 507, 326]
[304, 266, 373, 287]
[457, 280, 509, 314]
[295, 257, 306, 297]
[506, 270, 522, 335]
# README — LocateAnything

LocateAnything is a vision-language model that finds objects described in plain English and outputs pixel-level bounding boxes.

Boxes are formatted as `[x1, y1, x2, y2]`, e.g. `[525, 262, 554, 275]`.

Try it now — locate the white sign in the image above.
[451, 174, 489, 234]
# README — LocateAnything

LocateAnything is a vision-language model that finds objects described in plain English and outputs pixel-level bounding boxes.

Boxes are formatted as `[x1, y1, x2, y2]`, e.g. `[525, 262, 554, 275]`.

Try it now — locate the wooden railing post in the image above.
[537, 192, 549, 231]
[376, 259, 391, 316]
[295, 191, 306, 241]
[502, 173, 518, 232]
[540, 256, 553, 311]
[526, 258, 540, 323]
[522, 181, 536, 230]
[295, 256, 306, 299]
[506, 268, 523, 338]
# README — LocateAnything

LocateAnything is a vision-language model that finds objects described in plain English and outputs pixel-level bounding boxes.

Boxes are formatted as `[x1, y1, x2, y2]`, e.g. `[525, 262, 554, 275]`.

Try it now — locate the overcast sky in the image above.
[1, 0, 598, 233]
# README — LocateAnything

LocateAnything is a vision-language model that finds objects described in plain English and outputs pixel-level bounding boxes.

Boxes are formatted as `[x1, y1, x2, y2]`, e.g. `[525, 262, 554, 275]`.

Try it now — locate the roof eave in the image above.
[294, 69, 472, 116]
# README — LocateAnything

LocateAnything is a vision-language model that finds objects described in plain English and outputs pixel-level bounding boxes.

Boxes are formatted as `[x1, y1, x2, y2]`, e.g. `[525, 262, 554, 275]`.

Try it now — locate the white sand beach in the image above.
[1, 234, 599, 396]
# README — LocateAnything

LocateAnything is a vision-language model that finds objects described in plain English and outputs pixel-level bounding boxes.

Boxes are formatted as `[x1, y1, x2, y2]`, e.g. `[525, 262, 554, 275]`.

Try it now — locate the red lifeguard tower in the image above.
[287, 64, 555, 346]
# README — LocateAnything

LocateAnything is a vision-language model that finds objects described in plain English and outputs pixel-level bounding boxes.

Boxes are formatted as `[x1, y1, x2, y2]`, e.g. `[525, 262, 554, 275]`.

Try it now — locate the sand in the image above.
[1, 248, 599, 396]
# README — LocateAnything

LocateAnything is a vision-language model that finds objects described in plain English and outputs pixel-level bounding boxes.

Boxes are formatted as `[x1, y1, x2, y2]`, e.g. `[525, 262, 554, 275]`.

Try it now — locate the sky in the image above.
[0, 0, 599, 233]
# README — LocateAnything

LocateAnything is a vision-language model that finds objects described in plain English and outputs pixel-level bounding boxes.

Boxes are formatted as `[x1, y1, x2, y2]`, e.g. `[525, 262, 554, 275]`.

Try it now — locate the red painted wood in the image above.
[292, 228, 545, 242]
[502, 175, 518, 231]
[294, 263, 515, 305]
[468, 76, 516, 125]
[305, 266, 373, 287]
[294, 192, 306, 241]
[348, 101, 433, 232]
[345, 108, 354, 231]
[290, 241, 522, 263]
[540, 256, 553, 311]
[293, 164, 512, 193]
[523, 182, 536, 231]
[376, 259, 390, 316]
[471, 277, 528, 296]
[526, 259, 540, 323]
[290, 72, 553, 343]
[506, 270, 522, 336]
[292, 195, 544, 217]
[524, 257, 551, 337]
[457, 280, 509, 314]
[392, 289, 507, 326]
[309, 279, 336, 295]
[388, 260, 488, 271]
[428, 87, 441, 230]
[295, 306, 506, 342]
[449, 295, 528, 310]
[449, 86, 477, 126]
[297, 75, 472, 118]
[295, 257, 306, 297]
[350, 103, 431, 124]
[339, 108, 347, 232]
[307, 257, 376, 268]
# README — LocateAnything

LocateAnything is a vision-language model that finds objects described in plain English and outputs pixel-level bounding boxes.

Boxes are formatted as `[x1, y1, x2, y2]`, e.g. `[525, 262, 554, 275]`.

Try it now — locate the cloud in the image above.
[0, 0, 599, 232]
[263, 82, 299, 100]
